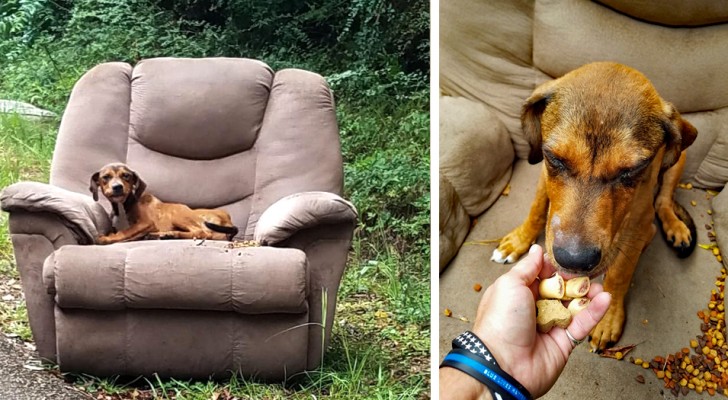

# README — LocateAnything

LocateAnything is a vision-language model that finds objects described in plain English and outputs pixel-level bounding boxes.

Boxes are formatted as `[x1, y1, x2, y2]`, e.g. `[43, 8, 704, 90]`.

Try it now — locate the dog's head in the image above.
[522, 62, 697, 277]
[89, 163, 147, 205]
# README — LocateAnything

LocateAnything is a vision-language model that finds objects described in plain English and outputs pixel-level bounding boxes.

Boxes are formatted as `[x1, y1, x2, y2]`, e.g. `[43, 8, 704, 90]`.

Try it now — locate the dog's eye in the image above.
[616, 159, 651, 187]
[101, 175, 111, 182]
[121, 173, 131, 180]
[618, 171, 636, 186]
[544, 154, 568, 174]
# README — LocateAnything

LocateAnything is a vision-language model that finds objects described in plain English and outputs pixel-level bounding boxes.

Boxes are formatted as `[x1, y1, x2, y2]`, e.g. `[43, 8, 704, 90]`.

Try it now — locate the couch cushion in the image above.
[679, 107, 728, 189]
[713, 189, 728, 271]
[533, 0, 728, 114]
[439, 96, 515, 269]
[43, 241, 307, 314]
[596, 0, 728, 27]
[439, 0, 549, 160]
[129, 57, 273, 160]
[695, 132, 728, 189]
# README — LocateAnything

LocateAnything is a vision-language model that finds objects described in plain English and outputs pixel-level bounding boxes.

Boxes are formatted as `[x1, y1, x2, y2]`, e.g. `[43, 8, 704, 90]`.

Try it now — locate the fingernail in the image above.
[529, 244, 540, 255]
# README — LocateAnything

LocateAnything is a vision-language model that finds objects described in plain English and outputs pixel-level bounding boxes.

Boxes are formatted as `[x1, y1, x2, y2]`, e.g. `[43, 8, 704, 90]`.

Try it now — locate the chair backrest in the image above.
[50, 58, 343, 238]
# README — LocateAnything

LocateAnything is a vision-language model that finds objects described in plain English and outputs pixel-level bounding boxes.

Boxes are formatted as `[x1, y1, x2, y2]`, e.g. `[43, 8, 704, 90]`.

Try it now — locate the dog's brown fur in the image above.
[492, 62, 698, 350]
[90, 163, 238, 244]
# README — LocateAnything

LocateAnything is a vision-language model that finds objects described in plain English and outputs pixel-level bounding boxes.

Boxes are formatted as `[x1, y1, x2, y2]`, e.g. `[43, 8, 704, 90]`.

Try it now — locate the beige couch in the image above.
[0, 58, 357, 380]
[440, 1, 728, 397]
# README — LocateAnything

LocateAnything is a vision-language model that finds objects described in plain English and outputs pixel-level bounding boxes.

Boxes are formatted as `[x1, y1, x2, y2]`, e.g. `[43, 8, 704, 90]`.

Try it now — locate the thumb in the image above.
[566, 291, 612, 340]
[508, 244, 543, 286]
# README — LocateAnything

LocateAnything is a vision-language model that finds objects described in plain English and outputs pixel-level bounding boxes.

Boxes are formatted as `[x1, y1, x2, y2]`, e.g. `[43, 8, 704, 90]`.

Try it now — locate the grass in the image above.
[0, 114, 430, 399]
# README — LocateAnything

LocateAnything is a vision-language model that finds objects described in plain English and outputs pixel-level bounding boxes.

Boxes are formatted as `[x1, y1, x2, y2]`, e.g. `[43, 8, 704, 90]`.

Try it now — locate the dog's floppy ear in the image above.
[89, 171, 100, 201]
[131, 170, 147, 199]
[521, 79, 559, 164]
[660, 101, 698, 169]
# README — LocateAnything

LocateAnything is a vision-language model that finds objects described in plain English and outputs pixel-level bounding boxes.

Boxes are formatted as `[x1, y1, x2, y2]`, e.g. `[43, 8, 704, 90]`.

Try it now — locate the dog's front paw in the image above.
[491, 227, 534, 264]
[662, 218, 692, 250]
[589, 302, 625, 351]
[146, 231, 174, 240]
[97, 235, 114, 245]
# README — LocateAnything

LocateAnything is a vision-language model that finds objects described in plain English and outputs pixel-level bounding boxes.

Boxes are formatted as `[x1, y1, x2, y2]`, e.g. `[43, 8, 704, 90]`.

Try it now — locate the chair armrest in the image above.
[254, 191, 358, 245]
[1, 182, 111, 245]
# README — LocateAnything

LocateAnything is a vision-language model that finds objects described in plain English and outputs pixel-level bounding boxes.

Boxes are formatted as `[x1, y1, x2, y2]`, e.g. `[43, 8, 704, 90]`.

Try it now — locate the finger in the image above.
[509, 244, 543, 285]
[551, 292, 612, 355]
[538, 252, 557, 280]
[586, 282, 604, 299]
[567, 292, 612, 340]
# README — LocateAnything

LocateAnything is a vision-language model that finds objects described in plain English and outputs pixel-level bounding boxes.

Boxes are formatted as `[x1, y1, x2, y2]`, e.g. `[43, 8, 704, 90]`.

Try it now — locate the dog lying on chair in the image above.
[89, 163, 238, 245]
[490, 62, 698, 350]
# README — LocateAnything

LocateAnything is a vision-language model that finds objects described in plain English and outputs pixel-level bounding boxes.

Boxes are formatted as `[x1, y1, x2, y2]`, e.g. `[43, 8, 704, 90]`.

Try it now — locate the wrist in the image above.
[447, 332, 533, 400]
[440, 366, 491, 400]
[477, 332, 515, 377]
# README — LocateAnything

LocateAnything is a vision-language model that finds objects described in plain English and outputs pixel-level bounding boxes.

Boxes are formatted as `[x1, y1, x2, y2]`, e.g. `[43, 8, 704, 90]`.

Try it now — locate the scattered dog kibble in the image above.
[691, 200, 697, 207]
[636, 374, 646, 384]
[642, 265, 728, 396]
[444, 308, 452, 317]
[501, 183, 511, 196]
[473, 283, 482, 292]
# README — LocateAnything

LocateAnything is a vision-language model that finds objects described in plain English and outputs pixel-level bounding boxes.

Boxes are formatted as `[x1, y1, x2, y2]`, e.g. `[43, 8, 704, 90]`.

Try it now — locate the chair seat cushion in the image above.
[43, 241, 307, 314]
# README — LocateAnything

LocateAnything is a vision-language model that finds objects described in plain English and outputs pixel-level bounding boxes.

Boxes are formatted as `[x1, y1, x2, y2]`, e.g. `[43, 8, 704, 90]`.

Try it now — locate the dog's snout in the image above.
[553, 244, 602, 272]
[111, 183, 124, 194]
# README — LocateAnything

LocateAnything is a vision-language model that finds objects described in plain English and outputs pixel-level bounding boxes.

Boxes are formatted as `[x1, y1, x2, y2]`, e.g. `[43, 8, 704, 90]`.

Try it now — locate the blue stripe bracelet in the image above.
[442, 351, 529, 400]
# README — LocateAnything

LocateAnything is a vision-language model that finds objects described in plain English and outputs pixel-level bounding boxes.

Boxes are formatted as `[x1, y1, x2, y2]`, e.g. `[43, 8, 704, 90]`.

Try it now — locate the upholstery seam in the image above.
[245, 69, 275, 238]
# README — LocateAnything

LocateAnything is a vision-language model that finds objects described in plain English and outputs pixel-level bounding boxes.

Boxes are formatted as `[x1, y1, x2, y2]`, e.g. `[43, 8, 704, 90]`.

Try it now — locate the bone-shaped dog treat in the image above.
[536, 275, 592, 332]
[536, 300, 572, 333]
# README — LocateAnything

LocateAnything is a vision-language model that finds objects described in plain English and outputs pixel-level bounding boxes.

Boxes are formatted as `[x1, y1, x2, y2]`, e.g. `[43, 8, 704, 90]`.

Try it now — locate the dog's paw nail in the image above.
[505, 254, 516, 264]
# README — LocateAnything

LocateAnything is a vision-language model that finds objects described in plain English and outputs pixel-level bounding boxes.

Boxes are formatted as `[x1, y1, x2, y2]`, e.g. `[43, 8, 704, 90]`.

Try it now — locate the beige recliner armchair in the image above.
[0, 57, 357, 380]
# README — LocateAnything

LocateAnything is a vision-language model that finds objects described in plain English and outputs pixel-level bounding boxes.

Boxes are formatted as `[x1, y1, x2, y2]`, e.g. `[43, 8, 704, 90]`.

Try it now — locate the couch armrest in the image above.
[254, 191, 358, 245]
[1, 182, 111, 245]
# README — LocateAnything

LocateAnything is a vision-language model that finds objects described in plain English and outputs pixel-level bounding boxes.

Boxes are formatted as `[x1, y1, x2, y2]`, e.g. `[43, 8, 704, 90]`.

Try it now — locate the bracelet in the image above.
[452, 331, 501, 367]
[443, 331, 533, 400]
[441, 349, 529, 400]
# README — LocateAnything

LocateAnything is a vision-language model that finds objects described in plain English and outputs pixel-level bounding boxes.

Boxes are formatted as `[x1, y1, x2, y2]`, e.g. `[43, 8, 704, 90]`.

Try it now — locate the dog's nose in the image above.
[553, 244, 602, 272]
[111, 184, 123, 194]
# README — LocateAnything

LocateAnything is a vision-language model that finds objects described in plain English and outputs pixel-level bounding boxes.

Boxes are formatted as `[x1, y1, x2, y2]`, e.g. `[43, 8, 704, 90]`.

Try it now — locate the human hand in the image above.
[472, 244, 611, 398]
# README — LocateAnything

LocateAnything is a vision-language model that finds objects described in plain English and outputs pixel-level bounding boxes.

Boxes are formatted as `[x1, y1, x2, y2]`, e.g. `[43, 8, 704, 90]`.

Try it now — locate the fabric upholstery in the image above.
[55, 309, 309, 380]
[714, 190, 728, 270]
[439, 0, 550, 160]
[1, 57, 355, 379]
[438, 96, 514, 268]
[44, 242, 308, 314]
[254, 191, 357, 245]
[533, 0, 728, 114]
[439, 174, 470, 271]
[595, 0, 728, 27]
[0, 182, 111, 244]
[695, 129, 728, 189]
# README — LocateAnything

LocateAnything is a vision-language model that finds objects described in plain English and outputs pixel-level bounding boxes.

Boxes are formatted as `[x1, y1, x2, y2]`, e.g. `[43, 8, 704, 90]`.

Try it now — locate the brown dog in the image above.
[89, 163, 238, 244]
[491, 62, 698, 350]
